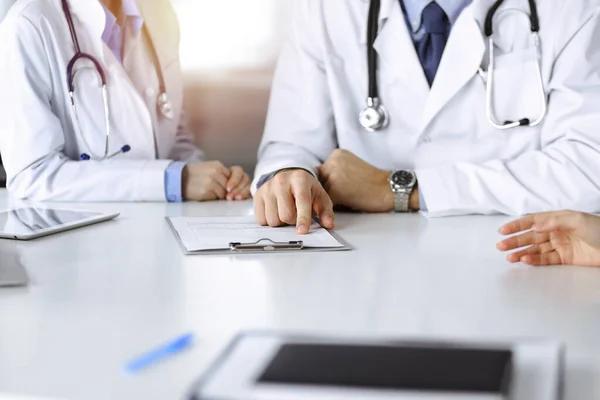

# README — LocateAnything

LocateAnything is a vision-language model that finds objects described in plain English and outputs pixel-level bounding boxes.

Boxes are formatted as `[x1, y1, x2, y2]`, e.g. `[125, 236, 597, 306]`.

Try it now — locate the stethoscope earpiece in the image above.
[157, 93, 174, 121]
[80, 145, 131, 162]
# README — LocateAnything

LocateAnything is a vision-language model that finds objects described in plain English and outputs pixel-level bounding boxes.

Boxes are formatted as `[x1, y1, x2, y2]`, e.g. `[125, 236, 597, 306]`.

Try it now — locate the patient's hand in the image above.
[497, 211, 600, 267]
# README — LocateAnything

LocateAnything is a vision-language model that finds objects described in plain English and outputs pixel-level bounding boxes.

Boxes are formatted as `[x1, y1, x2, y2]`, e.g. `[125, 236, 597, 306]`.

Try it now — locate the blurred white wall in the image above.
[172, 0, 292, 174]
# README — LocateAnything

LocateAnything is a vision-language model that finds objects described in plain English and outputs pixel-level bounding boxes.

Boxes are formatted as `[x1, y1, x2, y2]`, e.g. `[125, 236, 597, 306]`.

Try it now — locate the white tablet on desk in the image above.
[189, 332, 564, 400]
[0, 208, 120, 240]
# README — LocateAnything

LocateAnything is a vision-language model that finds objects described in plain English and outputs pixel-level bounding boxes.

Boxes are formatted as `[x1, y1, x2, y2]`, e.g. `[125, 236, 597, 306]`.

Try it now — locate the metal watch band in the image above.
[393, 189, 410, 212]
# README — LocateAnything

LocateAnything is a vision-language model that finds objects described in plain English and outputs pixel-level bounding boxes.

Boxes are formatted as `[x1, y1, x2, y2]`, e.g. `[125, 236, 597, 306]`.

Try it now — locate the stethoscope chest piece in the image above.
[157, 92, 174, 121]
[359, 97, 389, 132]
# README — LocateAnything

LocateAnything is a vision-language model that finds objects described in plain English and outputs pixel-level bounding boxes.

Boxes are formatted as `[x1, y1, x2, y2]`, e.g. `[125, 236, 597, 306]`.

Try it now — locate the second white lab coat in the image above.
[255, 0, 600, 217]
[0, 0, 203, 202]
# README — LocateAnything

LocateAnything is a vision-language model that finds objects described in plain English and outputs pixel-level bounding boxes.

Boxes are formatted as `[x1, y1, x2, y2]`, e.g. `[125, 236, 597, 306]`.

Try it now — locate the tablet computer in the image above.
[189, 332, 564, 400]
[0, 248, 28, 287]
[0, 208, 120, 240]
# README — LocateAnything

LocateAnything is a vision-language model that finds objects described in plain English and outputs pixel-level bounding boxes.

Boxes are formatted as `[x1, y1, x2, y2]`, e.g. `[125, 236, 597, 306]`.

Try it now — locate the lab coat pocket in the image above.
[327, 54, 366, 125]
[487, 51, 544, 127]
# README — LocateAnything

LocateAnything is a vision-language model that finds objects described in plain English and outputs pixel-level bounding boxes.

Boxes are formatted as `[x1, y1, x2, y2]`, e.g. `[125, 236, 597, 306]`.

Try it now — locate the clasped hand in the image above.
[183, 162, 251, 202]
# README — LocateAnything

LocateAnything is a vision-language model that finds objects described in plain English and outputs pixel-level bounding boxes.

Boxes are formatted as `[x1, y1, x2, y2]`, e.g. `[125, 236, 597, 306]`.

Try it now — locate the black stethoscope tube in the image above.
[484, 0, 540, 37]
[367, 0, 381, 100]
[362, 0, 542, 132]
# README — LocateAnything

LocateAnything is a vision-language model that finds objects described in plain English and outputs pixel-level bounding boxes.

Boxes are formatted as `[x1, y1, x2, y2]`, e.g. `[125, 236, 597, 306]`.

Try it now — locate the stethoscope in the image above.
[359, 0, 547, 132]
[61, 0, 174, 161]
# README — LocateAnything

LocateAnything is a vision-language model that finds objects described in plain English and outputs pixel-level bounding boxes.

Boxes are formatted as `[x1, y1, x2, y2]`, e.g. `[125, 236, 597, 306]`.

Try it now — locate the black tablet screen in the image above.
[258, 343, 511, 394]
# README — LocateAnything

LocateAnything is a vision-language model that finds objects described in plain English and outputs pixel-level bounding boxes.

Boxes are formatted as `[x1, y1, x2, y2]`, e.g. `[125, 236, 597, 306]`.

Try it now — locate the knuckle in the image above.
[296, 191, 311, 204]
[279, 210, 295, 224]
[267, 216, 282, 227]
[273, 173, 288, 185]
[297, 216, 311, 226]
[291, 169, 308, 181]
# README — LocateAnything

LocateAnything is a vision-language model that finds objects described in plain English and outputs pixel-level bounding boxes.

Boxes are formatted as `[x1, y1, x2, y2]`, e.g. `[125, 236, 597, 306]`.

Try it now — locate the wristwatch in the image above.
[389, 170, 417, 212]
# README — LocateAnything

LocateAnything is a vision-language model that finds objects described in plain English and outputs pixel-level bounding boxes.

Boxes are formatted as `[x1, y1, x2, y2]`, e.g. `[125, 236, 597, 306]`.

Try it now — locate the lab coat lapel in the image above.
[64, 0, 107, 62]
[421, 4, 485, 131]
[136, 0, 179, 71]
[372, 0, 430, 99]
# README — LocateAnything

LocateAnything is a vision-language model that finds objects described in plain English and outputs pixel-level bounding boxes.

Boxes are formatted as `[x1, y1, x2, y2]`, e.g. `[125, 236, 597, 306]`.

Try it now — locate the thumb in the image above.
[313, 187, 335, 229]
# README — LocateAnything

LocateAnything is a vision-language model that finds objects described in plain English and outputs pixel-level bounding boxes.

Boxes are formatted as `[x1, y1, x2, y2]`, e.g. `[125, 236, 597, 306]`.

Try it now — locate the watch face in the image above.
[392, 171, 416, 187]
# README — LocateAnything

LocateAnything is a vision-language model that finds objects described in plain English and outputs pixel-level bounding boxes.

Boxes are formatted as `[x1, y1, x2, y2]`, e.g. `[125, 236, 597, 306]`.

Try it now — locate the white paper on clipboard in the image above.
[167, 216, 350, 254]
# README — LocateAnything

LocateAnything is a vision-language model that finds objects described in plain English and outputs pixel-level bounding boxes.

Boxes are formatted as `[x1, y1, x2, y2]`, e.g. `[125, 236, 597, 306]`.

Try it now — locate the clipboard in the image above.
[166, 216, 352, 255]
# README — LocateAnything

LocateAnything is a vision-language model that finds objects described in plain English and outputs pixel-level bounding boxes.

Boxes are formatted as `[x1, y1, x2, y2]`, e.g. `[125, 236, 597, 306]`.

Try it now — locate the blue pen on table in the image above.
[125, 332, 195, 373]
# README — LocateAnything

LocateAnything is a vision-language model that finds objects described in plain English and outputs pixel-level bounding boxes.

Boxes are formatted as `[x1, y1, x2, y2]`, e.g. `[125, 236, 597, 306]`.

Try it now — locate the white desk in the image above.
[0, 189, 599, 400]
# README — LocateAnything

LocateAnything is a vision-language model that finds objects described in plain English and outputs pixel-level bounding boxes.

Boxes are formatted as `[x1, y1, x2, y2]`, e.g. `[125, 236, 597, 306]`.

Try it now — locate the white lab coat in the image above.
[255, 0, 600, 217]
[0, 0, 203, 202]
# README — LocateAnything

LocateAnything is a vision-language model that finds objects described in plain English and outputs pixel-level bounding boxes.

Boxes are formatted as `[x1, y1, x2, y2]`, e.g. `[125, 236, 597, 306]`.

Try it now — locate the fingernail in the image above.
[297, 225, 308, 235]
[236, 195, 243, 200]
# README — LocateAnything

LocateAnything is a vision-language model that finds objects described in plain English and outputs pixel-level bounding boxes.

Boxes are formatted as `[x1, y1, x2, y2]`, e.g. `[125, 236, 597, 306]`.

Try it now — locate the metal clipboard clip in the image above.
[229, 238, 304, 253]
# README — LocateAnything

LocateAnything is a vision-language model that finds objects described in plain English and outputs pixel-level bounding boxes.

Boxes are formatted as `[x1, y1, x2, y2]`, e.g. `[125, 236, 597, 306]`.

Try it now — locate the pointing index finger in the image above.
[293, 183, 313, 235]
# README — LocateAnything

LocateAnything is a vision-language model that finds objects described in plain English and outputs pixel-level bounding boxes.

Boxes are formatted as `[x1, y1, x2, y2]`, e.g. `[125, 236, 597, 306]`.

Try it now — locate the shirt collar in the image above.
[101, 3, 118, 45]
[402, 0, 473, 33]
[101, 0, 144, 37]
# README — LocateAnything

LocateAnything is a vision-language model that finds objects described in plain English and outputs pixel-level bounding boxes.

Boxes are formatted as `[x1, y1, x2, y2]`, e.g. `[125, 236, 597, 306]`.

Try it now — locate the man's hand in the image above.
[254, 169, 335, 234]
[183, 162, 251, 202]
[318, 149, 395, 212]
[497, 211, 600, 267]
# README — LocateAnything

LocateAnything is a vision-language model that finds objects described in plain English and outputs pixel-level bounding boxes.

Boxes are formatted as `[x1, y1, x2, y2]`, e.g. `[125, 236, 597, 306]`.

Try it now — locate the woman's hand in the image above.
[497, 211, 600, 267]
[182, 162, 251, 201]
[225, 166, 252, 201]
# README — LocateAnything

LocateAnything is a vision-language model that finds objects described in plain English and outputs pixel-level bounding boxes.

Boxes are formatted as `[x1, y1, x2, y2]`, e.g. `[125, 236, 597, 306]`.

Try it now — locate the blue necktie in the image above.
[416, 2, 450, 86]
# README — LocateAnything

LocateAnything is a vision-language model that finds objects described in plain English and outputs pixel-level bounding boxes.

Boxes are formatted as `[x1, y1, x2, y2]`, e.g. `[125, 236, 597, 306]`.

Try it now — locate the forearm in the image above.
[6, 154, 170, 202]
[416, 142, 600, 217]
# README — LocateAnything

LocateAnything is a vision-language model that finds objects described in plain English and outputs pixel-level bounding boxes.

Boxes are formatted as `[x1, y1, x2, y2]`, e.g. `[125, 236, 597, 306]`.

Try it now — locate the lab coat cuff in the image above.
[164, 161, 187, 203]
[414, 167, 458, 218]
[418, 184, 428, 212]
[256, 167, 316, 190]
[138, 160, 174, 202]
[252, 164, 318, 195]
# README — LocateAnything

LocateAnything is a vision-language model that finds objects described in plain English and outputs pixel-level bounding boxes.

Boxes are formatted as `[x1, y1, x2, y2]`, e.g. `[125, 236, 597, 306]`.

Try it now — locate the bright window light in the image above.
[173, 0, 284, 72]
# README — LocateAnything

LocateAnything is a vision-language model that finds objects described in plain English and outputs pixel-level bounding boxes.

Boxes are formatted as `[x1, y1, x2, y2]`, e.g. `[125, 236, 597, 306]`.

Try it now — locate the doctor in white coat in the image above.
[254, 0, 600, 234]
[0, 0, 252, 202]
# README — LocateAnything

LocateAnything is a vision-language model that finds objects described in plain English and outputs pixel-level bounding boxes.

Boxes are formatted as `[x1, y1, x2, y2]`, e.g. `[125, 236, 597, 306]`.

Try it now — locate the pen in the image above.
[125, 332, 194, 373]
